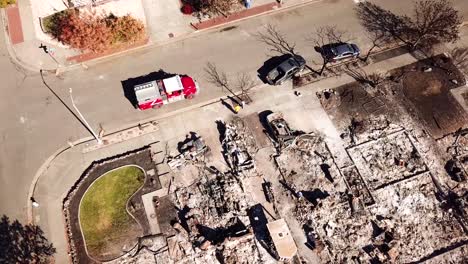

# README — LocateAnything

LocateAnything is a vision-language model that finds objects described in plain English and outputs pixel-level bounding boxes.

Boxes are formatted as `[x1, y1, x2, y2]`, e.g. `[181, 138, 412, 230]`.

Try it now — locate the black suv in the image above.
[265, 54, 306, 85]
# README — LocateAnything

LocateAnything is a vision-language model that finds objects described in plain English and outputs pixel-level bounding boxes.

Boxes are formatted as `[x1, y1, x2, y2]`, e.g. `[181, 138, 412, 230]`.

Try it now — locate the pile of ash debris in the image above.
[312, 174, 466, 263]
[167, 132, 210, 170]
[342, 115, 404, 146]
[348, 131, 428, 190]
[168, 166, 262, 263]
[442, 128, 468, 183]
[220, 118, 258, 174]
[275, 133, 347, 214]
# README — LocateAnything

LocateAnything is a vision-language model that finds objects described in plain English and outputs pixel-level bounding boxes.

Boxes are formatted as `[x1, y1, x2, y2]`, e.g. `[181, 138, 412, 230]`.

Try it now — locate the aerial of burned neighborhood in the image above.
[1, 0, 468, 263]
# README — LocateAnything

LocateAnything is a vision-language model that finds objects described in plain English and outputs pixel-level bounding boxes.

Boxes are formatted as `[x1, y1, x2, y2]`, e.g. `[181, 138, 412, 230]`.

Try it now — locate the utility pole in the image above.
[69, 88, 102, 144]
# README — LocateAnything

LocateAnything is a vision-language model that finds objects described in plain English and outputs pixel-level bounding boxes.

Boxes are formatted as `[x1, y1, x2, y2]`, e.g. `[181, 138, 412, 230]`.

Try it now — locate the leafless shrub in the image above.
[188, 0, 243, 17]
[236, 73, 256, 103]
[205, 62, 248, 103]
[205, 62, 229, 89]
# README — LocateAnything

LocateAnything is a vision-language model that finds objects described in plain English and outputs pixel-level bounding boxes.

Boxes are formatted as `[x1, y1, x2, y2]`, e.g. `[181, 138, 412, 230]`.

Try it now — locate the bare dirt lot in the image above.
[391, 55, 468, 138]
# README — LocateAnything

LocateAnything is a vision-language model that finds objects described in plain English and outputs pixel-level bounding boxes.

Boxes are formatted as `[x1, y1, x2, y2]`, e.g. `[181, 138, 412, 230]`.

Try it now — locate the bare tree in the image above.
[205, 62, 229, 89]
[409, 0, 462, 49]
[255, 24, 297, 56]
[204, 62, 243, 104]
[236, 73, 256, 104]
[355, 0, 462, 51]
[361, 31, 393, 62]
[308, 25, 349, 75]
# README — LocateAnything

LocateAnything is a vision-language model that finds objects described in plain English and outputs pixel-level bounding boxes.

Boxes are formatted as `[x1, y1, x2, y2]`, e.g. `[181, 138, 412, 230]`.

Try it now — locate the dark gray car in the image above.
[320, 43, 360, 62]
[266, 55, 306, 85]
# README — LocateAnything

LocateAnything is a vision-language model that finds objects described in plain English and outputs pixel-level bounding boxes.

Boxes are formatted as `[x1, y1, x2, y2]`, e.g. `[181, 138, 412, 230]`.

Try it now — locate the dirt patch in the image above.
[391, 55, 468, 138]
[155, 196, 178, 236]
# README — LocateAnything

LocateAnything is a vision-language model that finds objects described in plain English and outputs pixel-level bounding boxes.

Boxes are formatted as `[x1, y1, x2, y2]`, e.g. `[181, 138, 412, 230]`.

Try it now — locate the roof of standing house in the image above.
[267, 219, 297, 260]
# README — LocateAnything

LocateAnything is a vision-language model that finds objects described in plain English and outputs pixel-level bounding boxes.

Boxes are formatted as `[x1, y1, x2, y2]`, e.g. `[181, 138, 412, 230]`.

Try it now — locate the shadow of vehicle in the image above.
[121, 69, 177, 108]
[258, 110, 274, 137]
[257, 54, 293, 84]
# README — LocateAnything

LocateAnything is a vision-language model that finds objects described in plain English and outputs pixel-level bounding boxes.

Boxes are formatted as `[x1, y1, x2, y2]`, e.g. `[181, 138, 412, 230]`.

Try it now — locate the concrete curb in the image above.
[27, 137, 93, 224]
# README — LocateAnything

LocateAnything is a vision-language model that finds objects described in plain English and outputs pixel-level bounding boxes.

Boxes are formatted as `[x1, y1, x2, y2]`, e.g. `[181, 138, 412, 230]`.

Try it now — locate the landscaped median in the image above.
[79, 165, 145, 261]
[42, 9, 146, 53]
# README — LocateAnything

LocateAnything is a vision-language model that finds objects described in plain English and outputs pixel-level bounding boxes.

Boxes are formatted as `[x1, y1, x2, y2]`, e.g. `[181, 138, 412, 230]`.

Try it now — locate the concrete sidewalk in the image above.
[1, 0, 323, 73]
[31, 51, 418, 263]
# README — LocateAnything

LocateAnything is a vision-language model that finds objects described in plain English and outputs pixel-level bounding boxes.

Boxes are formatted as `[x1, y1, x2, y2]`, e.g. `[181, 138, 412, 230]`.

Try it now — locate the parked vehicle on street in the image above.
[320, 42, 360, 62]
[265, 54, 306, 85]
[134, 75, 199, 110]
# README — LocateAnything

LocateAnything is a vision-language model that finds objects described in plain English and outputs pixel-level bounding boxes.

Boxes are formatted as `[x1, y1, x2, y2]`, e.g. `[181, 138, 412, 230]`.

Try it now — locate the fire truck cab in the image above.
[134, 75, 199, 110]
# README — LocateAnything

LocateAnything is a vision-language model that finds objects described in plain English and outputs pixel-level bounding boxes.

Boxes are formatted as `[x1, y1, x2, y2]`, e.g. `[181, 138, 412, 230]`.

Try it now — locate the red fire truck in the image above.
[134, 75, 199, 110]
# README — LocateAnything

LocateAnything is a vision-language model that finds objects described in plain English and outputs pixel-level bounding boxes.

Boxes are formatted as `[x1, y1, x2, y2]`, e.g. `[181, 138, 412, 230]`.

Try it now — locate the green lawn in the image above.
[79, 166, 144, 255]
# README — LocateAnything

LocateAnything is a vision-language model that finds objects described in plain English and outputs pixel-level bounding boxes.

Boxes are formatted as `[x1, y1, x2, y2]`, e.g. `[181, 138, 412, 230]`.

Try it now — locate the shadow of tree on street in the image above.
[0, 215, 56, 263]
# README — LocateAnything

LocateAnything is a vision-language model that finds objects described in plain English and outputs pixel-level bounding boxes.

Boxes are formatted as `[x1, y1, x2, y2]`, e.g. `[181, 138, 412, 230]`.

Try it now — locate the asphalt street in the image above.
[0, 0, 467, 222]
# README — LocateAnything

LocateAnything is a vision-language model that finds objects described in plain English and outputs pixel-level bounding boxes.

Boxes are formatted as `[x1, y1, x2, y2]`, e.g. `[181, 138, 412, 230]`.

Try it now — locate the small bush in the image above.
[58, 10, 114, 53]
[42, 10, 70, 35]
[0, 0, 16, 8]
[107, 14, 146, 44]
[46, 9, 146, 53]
